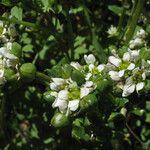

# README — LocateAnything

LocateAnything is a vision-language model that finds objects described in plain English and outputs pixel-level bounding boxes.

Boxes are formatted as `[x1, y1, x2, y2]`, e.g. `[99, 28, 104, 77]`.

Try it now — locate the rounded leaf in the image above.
[51, 112, 69, 128]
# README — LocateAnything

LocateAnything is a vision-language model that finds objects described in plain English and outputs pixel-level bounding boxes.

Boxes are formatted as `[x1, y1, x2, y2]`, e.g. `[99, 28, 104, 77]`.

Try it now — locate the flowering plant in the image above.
[0, 0, 150, 149]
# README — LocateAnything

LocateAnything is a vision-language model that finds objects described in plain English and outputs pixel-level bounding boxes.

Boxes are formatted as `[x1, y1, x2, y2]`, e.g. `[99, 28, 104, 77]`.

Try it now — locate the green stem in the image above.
[117, 0, 129, 32]
[126, 122, 143, 145]
[124, 0, 145, 45]
[82, 3, 106, 62]
[65, 6, 74, 60]
[0, 16, 39, 29]
[0, 95, 5, 138]
[36, 72, 51, 83]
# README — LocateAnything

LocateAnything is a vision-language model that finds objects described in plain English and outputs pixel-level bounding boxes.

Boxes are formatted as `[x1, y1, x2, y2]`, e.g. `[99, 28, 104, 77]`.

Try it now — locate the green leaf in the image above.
[30, 124, 39, 139]
[72, 126, 90, 141]
[80, 94, 97, 111]
[22, 44, 34, 53]
[62, 64, 73, 79]
[71, 69, 85, 86]
[43, 91, 55, 103]
[11, 42, 22, 58]
[11, 6, 23, 21]
[112, 97, 129, 109]
[0, 0, 12, 6]
[96, 79, 112, 92]
[140, 48, 150, 60]
[41, 0, 54, 12]
[108, 5, 123, 16]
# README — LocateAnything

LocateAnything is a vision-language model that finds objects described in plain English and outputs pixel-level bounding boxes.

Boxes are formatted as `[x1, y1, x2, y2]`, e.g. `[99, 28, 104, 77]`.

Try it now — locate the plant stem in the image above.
[126, 122, 143, 145]
[36, 72, 51, 83]
[82, 3, 106, 63]
[124, 0, 145, 45]
[117, 0, 129, 32]
[0, 16, 39, 29]
[0, 95, 5, 138]
[65, 5, 74, 60]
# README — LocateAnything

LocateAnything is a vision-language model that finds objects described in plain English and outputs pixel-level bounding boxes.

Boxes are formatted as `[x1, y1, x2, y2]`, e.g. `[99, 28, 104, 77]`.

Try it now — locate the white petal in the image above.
[89, 64, 95, 71]
[136, 82, 144, 92]
[130, 50, 139, 61]
[85, 73, 92, 81]
[50, 83, 58, 90]
[108, 56, 121, 67]
[52, 78, 65, 85]
[84, 54, 96, 64]
[118, 70, 125, 77]
[58, 90, 68, 100]
[6, 42, 12, 50]
[52, 98, 67, 112]
[123, 52, 130, 61]
[68, 100, 79, 111]
[84, 81, 94, 88]
[97, 64, 105, 72]
[122, 84, 135, 97]
[0, 69, 4, 78]
[109, 71, 120, 81]
[80, 87, 91, 98]
[127, 63, 135, 70]
[142, 72, 146, 80]
[70, 62, 81, 70]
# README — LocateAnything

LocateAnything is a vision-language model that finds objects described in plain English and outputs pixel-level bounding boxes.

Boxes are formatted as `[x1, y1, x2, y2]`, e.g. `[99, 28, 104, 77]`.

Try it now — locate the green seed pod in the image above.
[19, 63, 36, 81]
[4, 68, 17, 81]
[43, 91, 55, 103]
[51, 112, 69, 128]
[71, 70, 85, 86]
[80, 94, 97, 111]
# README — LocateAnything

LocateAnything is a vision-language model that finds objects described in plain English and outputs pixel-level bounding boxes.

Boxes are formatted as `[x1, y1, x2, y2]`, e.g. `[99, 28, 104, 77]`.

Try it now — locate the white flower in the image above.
[0, 47, 18, 68]
[84, 54, 96, 64]
[122, 68, 146, 97]
[50, 78, 65, 91]
[80, 87, 92, 98]
[70, 62, 81, 70]
[108, 56, 121, 67]
[109, 71, 120, 81]
[52, 90, 68, 112]
[107, 25, 117, 36]
[97, 64, 105, 72]
[80, 81, 95, 98]
[136, 29, 147, 39]
[129, 38, 143, 49]
[68, 100, 79, 111]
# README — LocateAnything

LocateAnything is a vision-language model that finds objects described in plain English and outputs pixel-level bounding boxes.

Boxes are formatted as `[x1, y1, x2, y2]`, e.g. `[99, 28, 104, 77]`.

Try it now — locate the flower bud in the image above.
[80, 94, 97, 111]
[19, 63, 36, 81]
[4, 68, 17, 81]
[43, 91, 55, 103]
[51, 112, 69, 128]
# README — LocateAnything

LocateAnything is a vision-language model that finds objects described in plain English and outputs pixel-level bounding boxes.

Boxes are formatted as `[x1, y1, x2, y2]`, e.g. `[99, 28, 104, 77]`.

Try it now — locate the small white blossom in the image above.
[70, 62, 81, 70]
[68, 100, 79, 111]
[50, 78, 65, 91]
[84, 54, 96, 64]
[107, 25, 117, 36]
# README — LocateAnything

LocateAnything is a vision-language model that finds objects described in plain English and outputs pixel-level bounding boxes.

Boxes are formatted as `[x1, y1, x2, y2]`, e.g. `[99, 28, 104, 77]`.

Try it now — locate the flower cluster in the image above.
[129, 29, 147, 49]
[48, 29, 150, 115]
[0, 20, 19, 85]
